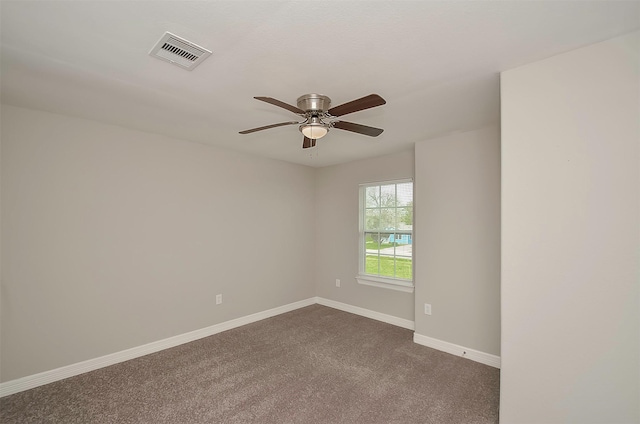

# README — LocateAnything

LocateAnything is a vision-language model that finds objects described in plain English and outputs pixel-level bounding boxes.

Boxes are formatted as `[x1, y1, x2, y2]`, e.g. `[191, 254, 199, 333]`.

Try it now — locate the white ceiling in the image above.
[1, 1, 638, 167]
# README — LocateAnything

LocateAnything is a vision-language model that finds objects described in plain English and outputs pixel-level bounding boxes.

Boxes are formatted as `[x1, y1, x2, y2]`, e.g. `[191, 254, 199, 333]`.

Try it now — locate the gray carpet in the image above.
[0, 305, 500, 423]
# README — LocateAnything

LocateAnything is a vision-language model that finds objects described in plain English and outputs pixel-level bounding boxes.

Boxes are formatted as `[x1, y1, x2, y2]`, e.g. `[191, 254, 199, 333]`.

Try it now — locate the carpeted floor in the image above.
[0, 305, 500, 423]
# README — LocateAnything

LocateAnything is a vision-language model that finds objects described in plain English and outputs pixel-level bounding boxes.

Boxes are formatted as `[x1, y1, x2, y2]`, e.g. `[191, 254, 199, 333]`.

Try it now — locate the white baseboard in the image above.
[413, 333, 501, 369]
[315, 297, 415, 330]
[0, 297, 316, 398]
[1, 297, 421, 397]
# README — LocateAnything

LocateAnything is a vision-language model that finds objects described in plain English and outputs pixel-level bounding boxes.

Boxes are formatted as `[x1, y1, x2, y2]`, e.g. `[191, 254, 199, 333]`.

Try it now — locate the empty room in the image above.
[1, 2, 638, 423]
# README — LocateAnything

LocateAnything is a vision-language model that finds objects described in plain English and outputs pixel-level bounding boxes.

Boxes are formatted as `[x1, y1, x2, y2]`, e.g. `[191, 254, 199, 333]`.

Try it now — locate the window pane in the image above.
[365, 186, 380, 208]
[392, 208, 400, 230]
[365, 253, 380, 275]
[397, 182, 413, 206]
[380, 184, 396, 207]
[397, 207, 413, 229]
[395, 241, 412, 258]
[379, 254, 396, 278]
[365, 209, 380, 231]
[379, 207, 395, 230]
[395, 257, 412, 280]
[365, 232, 381, 251]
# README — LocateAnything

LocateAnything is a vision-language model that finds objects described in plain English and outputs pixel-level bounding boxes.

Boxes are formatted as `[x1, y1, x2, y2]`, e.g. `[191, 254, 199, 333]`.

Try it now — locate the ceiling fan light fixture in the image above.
[300, 117, 329, 139]
[240, 93, 386, 144]
[300, 125, 328, 139]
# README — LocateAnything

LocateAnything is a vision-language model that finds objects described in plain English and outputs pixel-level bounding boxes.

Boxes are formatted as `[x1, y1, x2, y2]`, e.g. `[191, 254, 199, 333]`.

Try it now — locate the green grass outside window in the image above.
[365, 255, 412, 280]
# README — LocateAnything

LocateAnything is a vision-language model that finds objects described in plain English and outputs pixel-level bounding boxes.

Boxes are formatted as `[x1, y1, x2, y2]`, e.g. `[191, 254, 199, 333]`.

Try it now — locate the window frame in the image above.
[356, 179, 414, 293]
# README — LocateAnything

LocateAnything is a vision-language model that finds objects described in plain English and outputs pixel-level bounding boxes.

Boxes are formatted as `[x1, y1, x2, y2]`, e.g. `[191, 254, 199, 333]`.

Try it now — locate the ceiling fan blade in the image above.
[239, 121, 299, 134]
[328, 94, 386, 117]
[254, 97, 305, 114]
[333, 121, 384, 137]
[302, 136, 317, 149]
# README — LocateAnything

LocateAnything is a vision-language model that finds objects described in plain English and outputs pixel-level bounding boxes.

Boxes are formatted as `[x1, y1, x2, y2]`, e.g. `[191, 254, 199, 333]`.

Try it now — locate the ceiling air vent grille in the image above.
[149, 32, 211, 70]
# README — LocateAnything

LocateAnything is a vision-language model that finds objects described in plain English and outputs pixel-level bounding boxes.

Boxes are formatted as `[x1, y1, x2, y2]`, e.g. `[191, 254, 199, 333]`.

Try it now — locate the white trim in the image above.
[355, 274, 415, 293]
[413, 333, 501, 369]
[0, 297, 316, 397]
[1, 297, 416, 397]
[316, 297, 415, 330]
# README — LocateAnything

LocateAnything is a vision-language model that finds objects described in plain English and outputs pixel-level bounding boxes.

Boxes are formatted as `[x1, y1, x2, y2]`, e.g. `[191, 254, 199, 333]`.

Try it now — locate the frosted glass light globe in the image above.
[301, 124, 328, 139]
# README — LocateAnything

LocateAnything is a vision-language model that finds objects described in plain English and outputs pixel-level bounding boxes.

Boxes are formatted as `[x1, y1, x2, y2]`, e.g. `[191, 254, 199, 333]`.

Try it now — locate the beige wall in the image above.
[314, 149, 415, 321]
[0, 105, 316, 381]
[413, 126, 501, 356]
[500, 32, 639, 423]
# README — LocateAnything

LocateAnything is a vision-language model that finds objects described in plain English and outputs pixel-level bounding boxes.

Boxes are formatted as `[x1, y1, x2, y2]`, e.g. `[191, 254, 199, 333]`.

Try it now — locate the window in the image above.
[357, 179, 414, 292]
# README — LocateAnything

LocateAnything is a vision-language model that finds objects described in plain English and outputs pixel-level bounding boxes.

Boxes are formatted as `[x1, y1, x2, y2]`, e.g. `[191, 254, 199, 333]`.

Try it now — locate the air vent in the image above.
[149, 32, 211, 70]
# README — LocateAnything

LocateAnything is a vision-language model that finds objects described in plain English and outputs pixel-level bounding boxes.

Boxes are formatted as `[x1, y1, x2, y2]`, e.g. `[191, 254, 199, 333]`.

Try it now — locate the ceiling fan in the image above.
[239, 94, 386, 149]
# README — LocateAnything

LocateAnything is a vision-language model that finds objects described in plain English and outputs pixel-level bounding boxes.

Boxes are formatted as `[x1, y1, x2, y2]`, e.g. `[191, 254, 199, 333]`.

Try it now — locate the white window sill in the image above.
[355, 274, 414, 293]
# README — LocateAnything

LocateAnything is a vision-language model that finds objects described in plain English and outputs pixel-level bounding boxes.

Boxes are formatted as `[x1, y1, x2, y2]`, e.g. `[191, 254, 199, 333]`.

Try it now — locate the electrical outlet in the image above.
[216, 294, 222, 305]
[424, 303, 432, 315]
[335, 279, 341, 287]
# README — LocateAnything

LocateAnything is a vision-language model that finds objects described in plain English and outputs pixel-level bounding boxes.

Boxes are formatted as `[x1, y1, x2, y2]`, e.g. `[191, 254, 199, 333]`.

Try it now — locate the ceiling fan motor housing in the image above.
[297, 94, 331, 113]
